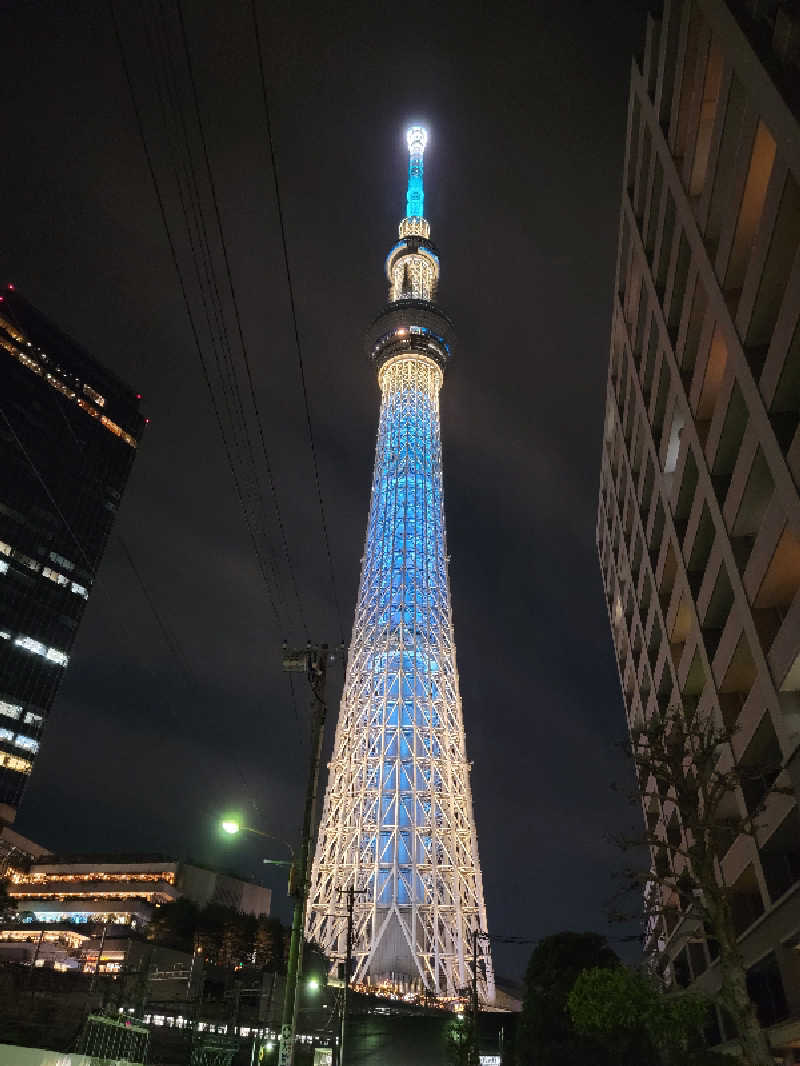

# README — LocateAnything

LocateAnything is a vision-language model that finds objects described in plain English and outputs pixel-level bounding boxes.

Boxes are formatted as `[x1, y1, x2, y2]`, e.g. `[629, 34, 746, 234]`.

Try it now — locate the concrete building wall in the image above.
[175, 863, 216, 908]
[0, 827, 48, 862]
[238, 880, 271, 918]
[597, 0, 800, 1054]
[177, 864, 270, 917]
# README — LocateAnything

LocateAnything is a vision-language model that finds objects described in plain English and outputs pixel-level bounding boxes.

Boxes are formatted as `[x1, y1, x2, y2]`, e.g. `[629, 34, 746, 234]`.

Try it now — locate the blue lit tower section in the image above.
[306, 128, 494, 1003]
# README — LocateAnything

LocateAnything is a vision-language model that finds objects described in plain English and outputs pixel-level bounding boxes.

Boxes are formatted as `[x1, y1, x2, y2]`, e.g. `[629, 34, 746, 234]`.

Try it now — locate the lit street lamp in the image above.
[218, 818, 295, 858]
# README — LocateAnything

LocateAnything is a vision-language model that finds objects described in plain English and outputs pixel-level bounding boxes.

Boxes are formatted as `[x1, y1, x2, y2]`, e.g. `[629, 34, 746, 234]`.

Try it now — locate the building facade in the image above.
[8, 855, 271, 926]
[0, 289, 143, 822]
[597, 0, 800, 1052]
[306, 129, 494, 1004]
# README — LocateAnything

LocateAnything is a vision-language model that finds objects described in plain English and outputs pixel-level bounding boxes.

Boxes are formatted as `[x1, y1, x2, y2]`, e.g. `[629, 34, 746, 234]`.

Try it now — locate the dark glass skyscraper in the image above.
[0, 288, 143, 823]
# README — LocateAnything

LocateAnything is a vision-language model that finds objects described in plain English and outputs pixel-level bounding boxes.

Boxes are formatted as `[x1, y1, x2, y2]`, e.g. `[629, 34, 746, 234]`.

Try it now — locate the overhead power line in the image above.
[109, 0, 309, 635]
[250, 0, 346, 650]
[142, 0, 290, 632]
[0, 394, 259, 810]
[174, 0, 309, 642]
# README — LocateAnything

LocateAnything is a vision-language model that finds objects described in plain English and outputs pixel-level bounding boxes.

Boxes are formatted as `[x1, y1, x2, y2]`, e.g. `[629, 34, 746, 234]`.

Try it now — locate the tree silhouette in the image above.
[612, 701, 790, 1066]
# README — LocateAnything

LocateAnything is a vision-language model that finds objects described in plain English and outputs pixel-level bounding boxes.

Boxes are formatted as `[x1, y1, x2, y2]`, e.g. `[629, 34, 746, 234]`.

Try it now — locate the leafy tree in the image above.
[146, 898, 199, 952]
[613, 701, 789, 1066]
[515, 931, 620, 1066]
[253, 916, 284, 969]
[147, 898, 288, 971]
[446, 1013, 474, 1066]
[568, 965, 707, 1065]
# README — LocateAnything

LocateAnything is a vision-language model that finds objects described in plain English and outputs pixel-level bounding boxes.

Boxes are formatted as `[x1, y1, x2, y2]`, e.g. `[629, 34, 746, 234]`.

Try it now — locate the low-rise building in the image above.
[8, 854, 270, 927]
[0, 921, 198, 997]
[0, 922, 89, 970]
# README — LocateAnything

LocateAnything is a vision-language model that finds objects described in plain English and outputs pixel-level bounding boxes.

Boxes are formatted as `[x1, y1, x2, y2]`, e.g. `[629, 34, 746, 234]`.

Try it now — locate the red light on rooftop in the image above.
[136, 393, 142, 400]
[145, 417, 150, 424]
[7, 283, 14, 290]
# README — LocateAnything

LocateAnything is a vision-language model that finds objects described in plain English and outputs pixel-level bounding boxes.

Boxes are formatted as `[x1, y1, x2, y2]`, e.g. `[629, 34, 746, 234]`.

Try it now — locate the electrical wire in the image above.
[174, 0, 309, 643]
[143, 0, 289, 633]
[2, 350, 261, 805]
[108, 0, 284, 633]
[250, 0, 346, 649]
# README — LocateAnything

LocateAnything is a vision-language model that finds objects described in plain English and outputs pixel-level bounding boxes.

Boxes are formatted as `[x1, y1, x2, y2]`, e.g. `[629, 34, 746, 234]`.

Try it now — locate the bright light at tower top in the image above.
[405, 126, 428, 220]
[406, 126, 428, 156]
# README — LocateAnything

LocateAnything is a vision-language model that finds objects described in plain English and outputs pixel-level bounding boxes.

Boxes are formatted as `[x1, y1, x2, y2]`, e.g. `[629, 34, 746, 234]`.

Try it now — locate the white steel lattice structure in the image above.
[306, 128, 494, 1003]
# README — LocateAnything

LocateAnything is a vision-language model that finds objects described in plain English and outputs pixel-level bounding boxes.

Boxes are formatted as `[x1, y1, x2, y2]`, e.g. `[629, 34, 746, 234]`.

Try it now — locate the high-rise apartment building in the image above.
[306, 129, 494, 1004]
[597, 0, 800, 1052]
[0, 289, 143, 823]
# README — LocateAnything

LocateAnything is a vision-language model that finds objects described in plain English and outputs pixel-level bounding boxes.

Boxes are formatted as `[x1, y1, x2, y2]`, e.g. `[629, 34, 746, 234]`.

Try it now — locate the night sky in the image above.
[2, 0, 652, 980]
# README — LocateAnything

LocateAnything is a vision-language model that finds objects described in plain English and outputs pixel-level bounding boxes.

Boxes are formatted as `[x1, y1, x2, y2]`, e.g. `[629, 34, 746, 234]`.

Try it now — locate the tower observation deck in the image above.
[306, 127, 494, 1003]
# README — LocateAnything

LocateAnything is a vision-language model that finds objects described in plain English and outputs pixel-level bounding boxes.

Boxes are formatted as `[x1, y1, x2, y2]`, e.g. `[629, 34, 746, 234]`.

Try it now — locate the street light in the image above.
[218, 817, 295, 857]
[217, 811, 305, 1066]
[306, 977, 320, 993]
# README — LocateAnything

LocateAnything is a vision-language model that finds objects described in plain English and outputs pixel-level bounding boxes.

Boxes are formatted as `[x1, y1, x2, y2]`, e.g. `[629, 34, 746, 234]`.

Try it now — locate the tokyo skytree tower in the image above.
[306, 127, 494, 1003]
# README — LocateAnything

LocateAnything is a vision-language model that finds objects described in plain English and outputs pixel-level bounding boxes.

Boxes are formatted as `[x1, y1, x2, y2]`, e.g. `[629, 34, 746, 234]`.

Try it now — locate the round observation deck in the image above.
[365, 300, 455, 374]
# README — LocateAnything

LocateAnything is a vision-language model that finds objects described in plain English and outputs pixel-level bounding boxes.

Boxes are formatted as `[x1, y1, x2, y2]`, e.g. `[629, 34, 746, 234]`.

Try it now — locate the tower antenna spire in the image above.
[405, 125, 428, 220]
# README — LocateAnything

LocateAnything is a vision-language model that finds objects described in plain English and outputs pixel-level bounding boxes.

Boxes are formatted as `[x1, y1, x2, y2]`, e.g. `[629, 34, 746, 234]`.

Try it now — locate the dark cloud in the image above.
[1, 0, 650, 975]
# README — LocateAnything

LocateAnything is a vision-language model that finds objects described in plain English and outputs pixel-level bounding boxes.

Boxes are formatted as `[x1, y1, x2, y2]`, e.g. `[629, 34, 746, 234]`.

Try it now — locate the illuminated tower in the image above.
[306, 128, 494, 1003]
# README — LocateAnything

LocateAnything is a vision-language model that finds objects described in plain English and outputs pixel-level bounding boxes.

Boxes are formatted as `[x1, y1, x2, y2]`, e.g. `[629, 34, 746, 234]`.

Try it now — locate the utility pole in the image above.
[337, 882, 368, 1066]
[89, 922, 108, 994]
[279, 642, 331, 1066]
[470, 928, 488, 1066]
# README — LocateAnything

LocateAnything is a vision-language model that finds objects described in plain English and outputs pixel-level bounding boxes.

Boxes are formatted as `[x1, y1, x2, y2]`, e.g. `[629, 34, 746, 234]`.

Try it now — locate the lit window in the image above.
[0, 752, 32, 773]
[0, 728, 14, 743]
[42, 567, 69, 586]
[23, 711, 42, 726]
[13, 735, 39, 753]
[0, 701, 21, 720]
[70, 582, 89, 600]
[0, 541, 10, 556]
[46, 374, 76, 400]
[15, 635, 47, 657]
[0, 632, 10, 641]
[13, 551, 40, 573]
[82, 384, 106, 408]
[100, 414, 136, 448]
[0, 561, 7, 575]
[664, 412, 685, 475]
[49, 552, 74, 572]
[13, 635, 68, 667]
